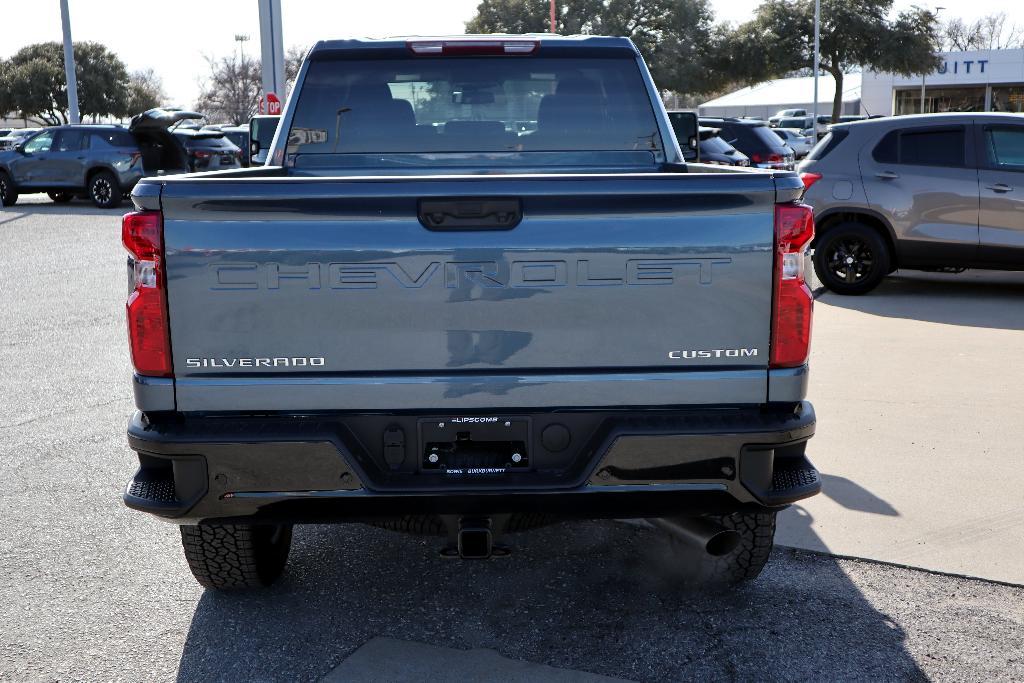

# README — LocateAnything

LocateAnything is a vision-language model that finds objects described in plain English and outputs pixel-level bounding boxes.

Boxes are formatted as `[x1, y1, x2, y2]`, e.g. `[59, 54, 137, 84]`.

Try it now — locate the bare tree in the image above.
[285, 45, 307, 98]
[126, 69, 166, 114]
[194, 45, 309, 123]
[940, 12, 1024, 51]
[195, 53, 261, 125]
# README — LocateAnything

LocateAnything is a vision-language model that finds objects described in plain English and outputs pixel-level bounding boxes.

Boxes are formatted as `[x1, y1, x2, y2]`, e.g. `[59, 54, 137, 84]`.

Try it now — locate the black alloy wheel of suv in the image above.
[813, 222, 891, 295]
[0, 171, 17, 206]
[88, 170, 122, 209]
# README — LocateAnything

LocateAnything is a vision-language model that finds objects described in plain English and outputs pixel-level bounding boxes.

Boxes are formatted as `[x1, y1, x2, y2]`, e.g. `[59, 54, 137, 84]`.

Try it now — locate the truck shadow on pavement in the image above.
[821, 270, 1024, 331]
[779, 474, 900, 554]
[177, 520, 927, 682]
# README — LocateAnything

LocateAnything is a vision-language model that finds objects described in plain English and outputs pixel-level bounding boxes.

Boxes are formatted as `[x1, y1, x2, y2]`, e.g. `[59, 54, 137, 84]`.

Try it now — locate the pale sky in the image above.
[2, 0, 1022, 107]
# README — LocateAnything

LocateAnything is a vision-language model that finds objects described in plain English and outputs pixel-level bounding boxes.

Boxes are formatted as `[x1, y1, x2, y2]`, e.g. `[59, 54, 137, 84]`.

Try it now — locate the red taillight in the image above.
[800, 172, 822, 190]
[192, 150, 212, 159]
[749, 152, 762, 163]
[767, 153, 784, 163]
[407, 39, 538, 55]
[123, 210, 172, 377]
[770, 203, 815, 368]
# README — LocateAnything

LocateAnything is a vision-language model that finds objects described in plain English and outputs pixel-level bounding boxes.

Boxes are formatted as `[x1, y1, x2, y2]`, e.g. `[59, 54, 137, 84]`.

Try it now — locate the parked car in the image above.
[769, 108, 806, 126]
[800, 112, 1024, 294]
[775, 116, 811, 133]
[172, 129, 243, 172]
[773, 128, 814, 158]
[698, 127, 750, 165]
[122, 35, 819, 591]
[0, 111, 198, 208]
[248, 114, 280, 165]
[699, 117, 795, 169]
[0, 128, 40, 151]
[218, 125, 250, 167]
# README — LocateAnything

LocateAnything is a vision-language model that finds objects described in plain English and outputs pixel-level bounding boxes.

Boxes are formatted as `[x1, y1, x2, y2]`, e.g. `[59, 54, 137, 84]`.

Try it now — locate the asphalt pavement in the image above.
[1, 196, 1023, 681]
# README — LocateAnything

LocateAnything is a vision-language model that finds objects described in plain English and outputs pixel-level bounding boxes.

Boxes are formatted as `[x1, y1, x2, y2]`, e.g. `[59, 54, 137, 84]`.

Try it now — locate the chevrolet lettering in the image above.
[210, 258, 733, 291]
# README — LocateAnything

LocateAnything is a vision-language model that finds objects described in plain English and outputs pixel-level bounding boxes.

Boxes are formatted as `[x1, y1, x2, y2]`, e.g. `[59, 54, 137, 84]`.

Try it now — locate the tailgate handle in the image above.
[418, 198, 522, 231]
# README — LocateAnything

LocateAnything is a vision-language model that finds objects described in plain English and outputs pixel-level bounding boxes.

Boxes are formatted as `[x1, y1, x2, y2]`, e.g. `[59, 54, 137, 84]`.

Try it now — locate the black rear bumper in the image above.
[124, 402, 819, 524]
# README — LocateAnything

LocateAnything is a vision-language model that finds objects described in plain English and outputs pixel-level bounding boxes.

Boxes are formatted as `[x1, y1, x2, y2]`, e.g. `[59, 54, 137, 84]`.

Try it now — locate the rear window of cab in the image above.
[286, 55, 662, 155]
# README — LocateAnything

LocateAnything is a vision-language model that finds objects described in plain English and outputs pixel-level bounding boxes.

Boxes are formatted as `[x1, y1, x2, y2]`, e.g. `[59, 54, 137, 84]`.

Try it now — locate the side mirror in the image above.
[671, 111, 699, 162]
[248, 118, 264, 165]
[15, 143, 26, 155]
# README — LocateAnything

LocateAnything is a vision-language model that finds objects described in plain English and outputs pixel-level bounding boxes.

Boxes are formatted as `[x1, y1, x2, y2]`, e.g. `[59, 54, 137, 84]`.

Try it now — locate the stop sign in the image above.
[264, 92, 282, 115]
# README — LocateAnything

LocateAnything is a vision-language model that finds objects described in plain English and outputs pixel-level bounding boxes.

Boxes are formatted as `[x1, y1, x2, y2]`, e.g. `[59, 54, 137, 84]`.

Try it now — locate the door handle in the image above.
[418, 198, 522, 231]
[875, 171, 899, 180]
[986, 183, 1013, 193]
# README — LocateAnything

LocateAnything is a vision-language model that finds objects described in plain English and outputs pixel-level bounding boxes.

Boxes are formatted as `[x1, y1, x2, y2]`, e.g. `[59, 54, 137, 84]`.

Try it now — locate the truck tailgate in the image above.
[160, 173, 779, 411]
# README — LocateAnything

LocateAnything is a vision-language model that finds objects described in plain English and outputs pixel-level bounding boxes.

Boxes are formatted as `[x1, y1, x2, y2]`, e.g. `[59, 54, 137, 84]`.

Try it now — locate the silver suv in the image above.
[800, 113, 1024, 294]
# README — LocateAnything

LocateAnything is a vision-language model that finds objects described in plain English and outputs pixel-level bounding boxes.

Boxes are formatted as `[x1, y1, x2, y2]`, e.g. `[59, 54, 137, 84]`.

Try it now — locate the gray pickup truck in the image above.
[122, 35, 819, 590]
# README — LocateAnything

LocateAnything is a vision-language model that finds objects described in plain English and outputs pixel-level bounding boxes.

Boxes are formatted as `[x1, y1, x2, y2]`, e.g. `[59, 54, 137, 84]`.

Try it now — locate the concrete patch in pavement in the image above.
[323, 637, 631, 683]
[777, 269, 1024, 585]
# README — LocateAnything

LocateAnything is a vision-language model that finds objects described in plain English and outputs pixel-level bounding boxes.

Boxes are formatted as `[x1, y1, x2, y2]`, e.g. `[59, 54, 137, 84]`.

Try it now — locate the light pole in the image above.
[550, 0, 557, 33]
[59, 0, 80, 124]
[921, 6, 944, 114]
[812, 0, 820, 131]
[235, 34, 250, 63]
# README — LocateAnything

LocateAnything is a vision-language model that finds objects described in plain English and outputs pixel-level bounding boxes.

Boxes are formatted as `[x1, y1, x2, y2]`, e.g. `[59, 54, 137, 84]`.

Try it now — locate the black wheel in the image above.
[657, 511, 776, 586]
[88, 170, 122, 209]
[0, 171, 17, 207]
[47, 191, 74, 203]
[813, 222, 890, 295]
[180, 523, 292, 590]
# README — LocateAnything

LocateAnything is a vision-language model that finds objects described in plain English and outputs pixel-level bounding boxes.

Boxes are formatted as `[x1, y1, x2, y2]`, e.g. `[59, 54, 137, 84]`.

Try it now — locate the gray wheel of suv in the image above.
[88, 170, 122, 209]
[813, 222, 890, 295]
[0, 171, 17, 207]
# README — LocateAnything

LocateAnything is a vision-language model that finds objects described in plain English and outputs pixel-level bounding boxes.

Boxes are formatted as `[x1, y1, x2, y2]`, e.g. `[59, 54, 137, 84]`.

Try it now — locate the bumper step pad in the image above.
[127, 478, 178, 504]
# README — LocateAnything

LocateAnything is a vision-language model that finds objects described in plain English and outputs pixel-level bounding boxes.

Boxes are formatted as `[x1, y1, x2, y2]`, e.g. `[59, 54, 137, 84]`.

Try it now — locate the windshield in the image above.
[701, 136, 735, 154]
[175, 133, 236, 149]
[750, 125, 789, 150]
[287, 56, 661, 156]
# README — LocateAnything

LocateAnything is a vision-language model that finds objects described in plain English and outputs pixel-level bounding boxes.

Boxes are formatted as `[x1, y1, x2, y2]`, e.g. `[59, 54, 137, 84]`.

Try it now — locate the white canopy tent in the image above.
[698, 73, 862, 120]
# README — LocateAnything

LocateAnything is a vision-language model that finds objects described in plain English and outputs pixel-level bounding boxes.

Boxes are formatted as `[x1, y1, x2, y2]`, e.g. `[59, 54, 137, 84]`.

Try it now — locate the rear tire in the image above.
[179, 523, 292, 590]
[0, 171, 17, 206]
[47, 191, 73, 203]
[658, 511, 776, 586]
[88, 170, 122, 209]
[813, 222, 890, 295]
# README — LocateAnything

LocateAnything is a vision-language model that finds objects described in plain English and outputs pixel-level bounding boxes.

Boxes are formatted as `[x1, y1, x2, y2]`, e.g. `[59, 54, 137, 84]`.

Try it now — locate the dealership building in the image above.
[700, 49, 1024, 118]
[861, 48, 1024, 115]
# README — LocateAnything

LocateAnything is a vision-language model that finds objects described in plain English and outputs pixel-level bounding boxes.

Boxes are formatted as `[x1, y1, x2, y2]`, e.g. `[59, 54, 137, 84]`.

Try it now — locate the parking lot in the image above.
[2, 196, 1023, 681]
